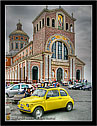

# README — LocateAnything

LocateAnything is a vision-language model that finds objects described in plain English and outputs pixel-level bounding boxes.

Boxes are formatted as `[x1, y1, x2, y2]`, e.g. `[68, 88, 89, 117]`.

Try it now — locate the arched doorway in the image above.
[32, 66, 38, 81]
[57, 68, 63, 82]
[76, 70, 80, 81]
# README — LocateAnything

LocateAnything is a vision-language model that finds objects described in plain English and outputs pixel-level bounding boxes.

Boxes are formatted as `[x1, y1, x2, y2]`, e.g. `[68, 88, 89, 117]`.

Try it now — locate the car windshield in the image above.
[32, 89, 47, 97]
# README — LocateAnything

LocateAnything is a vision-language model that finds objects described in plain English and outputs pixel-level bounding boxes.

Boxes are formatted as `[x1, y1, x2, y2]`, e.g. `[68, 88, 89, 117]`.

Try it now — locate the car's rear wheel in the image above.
[66, 102, 73, 111]
[6, 93, 9, 98]
[32, 107, 44, 119]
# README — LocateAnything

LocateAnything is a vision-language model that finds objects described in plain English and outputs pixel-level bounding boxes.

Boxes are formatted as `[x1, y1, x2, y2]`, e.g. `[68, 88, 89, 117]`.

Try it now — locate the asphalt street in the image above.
[6, 86, 92, 121]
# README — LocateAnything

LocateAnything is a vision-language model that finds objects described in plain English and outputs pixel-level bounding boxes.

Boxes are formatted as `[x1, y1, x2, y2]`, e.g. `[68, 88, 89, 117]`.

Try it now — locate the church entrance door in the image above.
[32, 66, 38, 81]
[57, 68, 63, 82]
[76, 70, 80, 81]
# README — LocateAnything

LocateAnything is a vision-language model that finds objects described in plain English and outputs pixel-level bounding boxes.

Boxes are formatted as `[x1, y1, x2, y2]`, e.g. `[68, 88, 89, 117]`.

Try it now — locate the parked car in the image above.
[17, 87, 74, 119]
[68, 84, 75, 89]
[6, 83, 32, 97]
[82, 84, 92, 91]
[72, 83, 84, 90]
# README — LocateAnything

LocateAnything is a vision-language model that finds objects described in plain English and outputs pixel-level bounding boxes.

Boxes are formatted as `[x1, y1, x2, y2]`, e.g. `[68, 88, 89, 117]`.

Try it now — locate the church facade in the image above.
[6, 7, 85, 83]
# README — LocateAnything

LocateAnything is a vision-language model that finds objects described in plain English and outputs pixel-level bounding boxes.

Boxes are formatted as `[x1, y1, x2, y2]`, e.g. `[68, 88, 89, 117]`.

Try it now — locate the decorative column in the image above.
[45, 55, 48, 81]
[49, 55, 52, 81]
[25, 60, 27, 80]
[82, 66, 84, 80]
[10, 69, 11, 79]
[40, 61, 43, 82]
[56, 42, 58, 59]
[28, 61, 30, 81]
[18, 64, 20, 80]
[21, 63, 23, 81]
[70, 58, 72, 80]
[73, 57, 76, 80]
[62, 43, 64, 60]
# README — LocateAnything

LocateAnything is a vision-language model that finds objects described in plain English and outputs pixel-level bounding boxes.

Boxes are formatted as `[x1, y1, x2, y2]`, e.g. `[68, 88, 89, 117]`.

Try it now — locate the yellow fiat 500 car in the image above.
[17, 87, 74, 119]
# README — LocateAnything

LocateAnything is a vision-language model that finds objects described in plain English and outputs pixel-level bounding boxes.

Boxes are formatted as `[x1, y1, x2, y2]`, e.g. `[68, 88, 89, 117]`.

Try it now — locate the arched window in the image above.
[66, 23, 69, 31]
[37, 24, 38, 31]
[47, 17, 50, 26]
[70, 24, 73, 32]
[58, 42, 62, 59]
[64, 44, 68, 60]
[51, 42, 56, 58]
[58, 14, 64, 30]
[52, 19, 55, 27]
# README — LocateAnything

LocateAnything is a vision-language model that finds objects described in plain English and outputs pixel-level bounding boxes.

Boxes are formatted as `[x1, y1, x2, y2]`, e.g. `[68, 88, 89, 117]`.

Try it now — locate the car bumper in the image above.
[17, 107, 31, 113]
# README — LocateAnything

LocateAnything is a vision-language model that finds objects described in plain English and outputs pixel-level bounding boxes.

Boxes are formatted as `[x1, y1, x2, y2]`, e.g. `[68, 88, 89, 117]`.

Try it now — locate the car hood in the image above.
[20, 96, 45, 103]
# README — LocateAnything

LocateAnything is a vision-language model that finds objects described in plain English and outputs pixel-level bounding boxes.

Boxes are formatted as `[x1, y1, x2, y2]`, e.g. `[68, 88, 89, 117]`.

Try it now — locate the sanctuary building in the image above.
[6, 7, 85, 83]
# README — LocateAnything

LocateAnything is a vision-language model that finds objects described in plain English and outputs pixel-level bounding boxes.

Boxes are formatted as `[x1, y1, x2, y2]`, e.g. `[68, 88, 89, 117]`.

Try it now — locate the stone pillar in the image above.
[15, 67, 16, 80]
[40, 61, 43, 82]
[82, 66, 84, 80]
[49, 55, 51, 81]
[28, 61, 30, 81]
[18, 64, 20, 80]
[45, 55, 48, 81]
[56, 42, 58, 59]
[62, 43, 64, 60]
[73, 57, 76, 80]
[70, 58, 72, 80]
[25, 60, 27, 80]
[21, 63, 23, 81]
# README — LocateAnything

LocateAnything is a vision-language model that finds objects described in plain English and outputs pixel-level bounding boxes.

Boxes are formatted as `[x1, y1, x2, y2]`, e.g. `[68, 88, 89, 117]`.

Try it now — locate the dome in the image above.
[9, 20, 29, 38]
[9, 29, 29, 38]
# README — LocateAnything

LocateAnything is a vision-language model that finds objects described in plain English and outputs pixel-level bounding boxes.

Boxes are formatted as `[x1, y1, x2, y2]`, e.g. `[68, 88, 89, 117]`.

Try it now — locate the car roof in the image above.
[39, 87, 66, 91]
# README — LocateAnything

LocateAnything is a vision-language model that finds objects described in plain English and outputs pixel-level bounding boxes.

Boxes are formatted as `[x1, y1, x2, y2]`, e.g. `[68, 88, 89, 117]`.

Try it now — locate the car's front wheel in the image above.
[32, 107, 44, 119]
[66, 102, 73, 112]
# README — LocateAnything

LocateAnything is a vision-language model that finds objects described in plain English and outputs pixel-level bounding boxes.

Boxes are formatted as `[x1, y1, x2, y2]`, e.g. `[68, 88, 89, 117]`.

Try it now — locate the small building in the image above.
[6, 7, 85, 84]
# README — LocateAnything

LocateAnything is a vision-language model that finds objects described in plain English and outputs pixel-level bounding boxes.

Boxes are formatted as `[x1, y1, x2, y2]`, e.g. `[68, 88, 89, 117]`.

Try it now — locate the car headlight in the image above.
[26, 104, 29, 107]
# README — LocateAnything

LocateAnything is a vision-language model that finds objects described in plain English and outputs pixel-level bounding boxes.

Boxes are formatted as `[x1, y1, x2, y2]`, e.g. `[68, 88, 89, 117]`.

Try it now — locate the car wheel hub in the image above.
[67, 104, 72, 111]
[35, 109, 42, 118]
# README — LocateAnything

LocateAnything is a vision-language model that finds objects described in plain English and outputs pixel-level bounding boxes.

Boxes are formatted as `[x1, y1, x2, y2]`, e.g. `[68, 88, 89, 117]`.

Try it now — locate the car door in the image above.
[45, 89, 62, 111]
[59, 89, 70, 108]
[9, 85, 20, 96]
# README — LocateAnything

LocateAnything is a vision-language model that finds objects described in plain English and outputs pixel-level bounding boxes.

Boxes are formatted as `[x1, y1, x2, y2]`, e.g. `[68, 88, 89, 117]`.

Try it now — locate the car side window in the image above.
[21, 85, 29, 89]
[60, 90, 67, 96]
[47, 90, 59, 97]
[11, 85, 20, 90]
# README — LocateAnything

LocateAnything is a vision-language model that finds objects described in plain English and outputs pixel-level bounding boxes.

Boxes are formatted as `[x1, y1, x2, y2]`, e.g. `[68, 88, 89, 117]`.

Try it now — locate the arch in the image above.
[31, 65, 39, 81]
[56, 67, 64, 82]
[45, 34, 75, 55]
[76, 69, 80, 81]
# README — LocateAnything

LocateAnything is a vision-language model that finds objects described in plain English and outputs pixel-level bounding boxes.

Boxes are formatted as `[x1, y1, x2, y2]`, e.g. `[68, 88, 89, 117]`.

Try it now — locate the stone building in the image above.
[6, 7, 85, 83]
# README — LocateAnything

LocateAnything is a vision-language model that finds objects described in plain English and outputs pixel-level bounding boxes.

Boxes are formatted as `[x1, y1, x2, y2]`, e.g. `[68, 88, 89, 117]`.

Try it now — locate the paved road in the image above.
[6, 86, 92, 121]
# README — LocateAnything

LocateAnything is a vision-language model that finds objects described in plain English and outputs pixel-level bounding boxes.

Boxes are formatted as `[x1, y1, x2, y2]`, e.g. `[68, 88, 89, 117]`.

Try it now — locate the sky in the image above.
[5, 5, 92, 82]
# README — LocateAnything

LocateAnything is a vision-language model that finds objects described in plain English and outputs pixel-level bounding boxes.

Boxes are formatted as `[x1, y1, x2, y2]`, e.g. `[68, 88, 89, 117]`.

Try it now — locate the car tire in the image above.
[66, 102, 73, 112]
[32, 107, 44, 119]
[79, 87, 82, 90]
[6, 93, 9, 98]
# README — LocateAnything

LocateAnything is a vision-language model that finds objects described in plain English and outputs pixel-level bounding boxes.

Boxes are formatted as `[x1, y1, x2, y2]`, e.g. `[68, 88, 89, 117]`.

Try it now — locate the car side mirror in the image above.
[46, 96, 49, 100]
